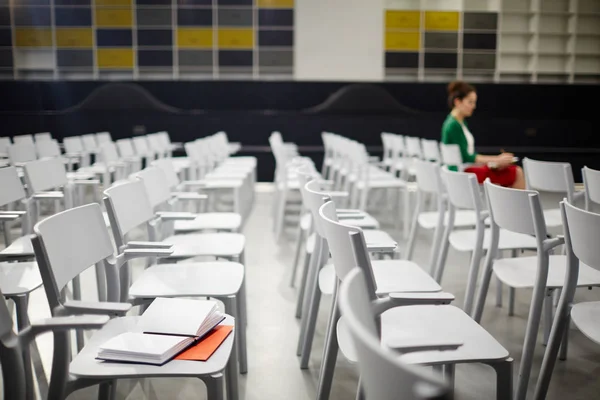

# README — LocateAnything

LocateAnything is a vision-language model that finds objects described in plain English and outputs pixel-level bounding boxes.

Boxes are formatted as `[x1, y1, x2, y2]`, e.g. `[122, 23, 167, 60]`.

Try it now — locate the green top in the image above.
[441, 113, 477, 171]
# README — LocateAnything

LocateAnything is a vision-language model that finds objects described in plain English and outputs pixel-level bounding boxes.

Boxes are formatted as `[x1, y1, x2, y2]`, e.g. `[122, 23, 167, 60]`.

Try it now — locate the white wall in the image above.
[295, 0, 385, 81]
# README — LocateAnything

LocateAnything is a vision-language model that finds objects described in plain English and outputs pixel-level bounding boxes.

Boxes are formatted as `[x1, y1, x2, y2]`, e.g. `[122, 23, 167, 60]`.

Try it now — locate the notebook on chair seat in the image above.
[96, 297, 225, 365]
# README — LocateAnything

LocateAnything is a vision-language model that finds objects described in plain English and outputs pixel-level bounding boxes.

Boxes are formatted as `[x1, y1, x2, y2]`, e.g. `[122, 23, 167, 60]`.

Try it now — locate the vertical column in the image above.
[257, 0, 293, 78]
[176, 0, 213, 78]
[95, 0, 134, 75]
[0, 0, 13, 78]
[13, 0, 54, 78]
[384, 5, 421, 81]
[54, 0, 94, 77]
[136, 0, 173, 77]
[216, 0, 254, 78]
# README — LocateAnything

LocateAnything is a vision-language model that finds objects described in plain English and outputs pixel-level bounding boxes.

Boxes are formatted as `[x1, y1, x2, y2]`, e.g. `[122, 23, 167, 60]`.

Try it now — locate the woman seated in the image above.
[441, 80, 525, 189]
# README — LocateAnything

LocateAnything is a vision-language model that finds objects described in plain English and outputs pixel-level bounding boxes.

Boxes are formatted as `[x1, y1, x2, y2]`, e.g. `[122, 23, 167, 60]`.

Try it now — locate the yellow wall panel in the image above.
[258, 0, 294, 7]
[385, 31, 420, 50]
[95, 8, 132, 28]
[97, 48, 133, 68]
[385, 11, 420, 30]
[177, 29, 213, 48]
[218, 29, 254, 49]
[424, 11, 459, 31]
[15, 28, 52, 47]
[56, 28, 93, 48]
[95, 0, 132, 5]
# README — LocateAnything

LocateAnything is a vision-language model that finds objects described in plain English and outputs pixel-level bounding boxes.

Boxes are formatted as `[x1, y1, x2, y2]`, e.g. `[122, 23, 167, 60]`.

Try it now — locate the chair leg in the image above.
[222, 297, 240, 400]
[355, 376, 365, 400]
[472, 258, 495, 323]
[290, 228, 306, 287]
[14, 295, 34, 400]
[543, 289, 553, 345]
[316, 281, 341, 400]
[234, 291, 248, 374]
[559, 313, 570, 361]
[508, 288, 515, 316]
[295, 250, 312, 319]
[489, 358, 513, 400]
[72, 275, 85, 352]
[299, 256, 323, 368]
[204, 374, 225, 400]
[274, 190, 287, 240]
[496, 277, 503, 307]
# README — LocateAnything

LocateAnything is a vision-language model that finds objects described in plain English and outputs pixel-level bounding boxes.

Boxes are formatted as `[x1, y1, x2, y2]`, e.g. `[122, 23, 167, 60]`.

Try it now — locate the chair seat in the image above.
[355, 179, 406, 189]
[570, 302, 600, 346]
[202, 179, 243, 189]
[543, 208, 562, 227]
[449, 228, 537, 252]
[162, 233, 245, 258]
[417, 210, 484, 230]
[493, 255, 600, 289]
[300, 212, 380, 232]
[306, 229, 395, 254]
[69, 315, 234, 379]
[205, 171, 248, 180]
[66, 171, 96, 181]
[174, 213, 242, 232]
[319, 259, 440, 295]
[337, 305, 509, 365]
[129, 262, 244, 298]
[1, 235, 34, 258]
[0, 261, 42, 296]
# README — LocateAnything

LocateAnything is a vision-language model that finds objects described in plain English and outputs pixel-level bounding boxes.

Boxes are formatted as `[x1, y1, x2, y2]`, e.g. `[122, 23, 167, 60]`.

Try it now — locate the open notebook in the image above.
[97, 298, 225, 365]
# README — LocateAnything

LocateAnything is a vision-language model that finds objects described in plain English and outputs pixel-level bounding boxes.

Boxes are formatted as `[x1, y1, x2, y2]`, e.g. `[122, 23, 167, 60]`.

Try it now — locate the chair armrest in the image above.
[0, 214, 21, 221]
[0, 210, 27, 216]
[126, 241, 172, 249]
[366, 243, 397, 253]
[21, 315, 110, 344]
[180, 180, 207, 188]
[58, 300, 132, 317]
[156, 211, 196, 221]
[385, 337, 463, 353]
[543, 235, 565, 252]
[122, 248, 174, 259]
[388, 292, 455, 305]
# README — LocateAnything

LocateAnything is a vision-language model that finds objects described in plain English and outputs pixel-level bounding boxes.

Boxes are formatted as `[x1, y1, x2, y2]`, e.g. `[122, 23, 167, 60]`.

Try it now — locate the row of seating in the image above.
[277, 130, 600, 400]
[0, 130, 255, 400]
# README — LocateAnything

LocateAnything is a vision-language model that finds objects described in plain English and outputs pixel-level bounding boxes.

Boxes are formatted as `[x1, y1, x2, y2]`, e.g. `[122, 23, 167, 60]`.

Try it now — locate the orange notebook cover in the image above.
[175, 325, 234, 361]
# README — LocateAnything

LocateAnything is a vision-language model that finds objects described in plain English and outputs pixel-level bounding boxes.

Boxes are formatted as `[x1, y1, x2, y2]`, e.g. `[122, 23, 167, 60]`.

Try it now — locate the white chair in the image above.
[323, 203, 513, 400]
[534, 199, 600, 399]
[472, 180, 600, 400]
[115, 138, 143, 174]
[13, 134, 34, 146]
[7, 143, 37, 166]
[523, 157, 583, 228]
[440, 143, 469, 172]
[96, 131, 112, 144]
[581, 165, 600, 211]
[31, 203, 239, 400]
[421, 138, 441, 162]
[0, 136, 12, 158]
[339, 268, 452, 400]
[435, 167, 537, 314]
[314, 199, 450, 400]
[33, 132, 52, 142]
[63, 136, 91, 168]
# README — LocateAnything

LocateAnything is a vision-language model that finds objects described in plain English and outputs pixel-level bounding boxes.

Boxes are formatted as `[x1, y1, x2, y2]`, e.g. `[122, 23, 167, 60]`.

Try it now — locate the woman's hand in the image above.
[495, 152, 515, 168]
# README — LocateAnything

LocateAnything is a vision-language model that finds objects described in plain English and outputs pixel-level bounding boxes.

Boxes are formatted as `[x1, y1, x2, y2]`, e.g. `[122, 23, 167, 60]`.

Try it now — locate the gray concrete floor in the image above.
[7, 187, 600, 399]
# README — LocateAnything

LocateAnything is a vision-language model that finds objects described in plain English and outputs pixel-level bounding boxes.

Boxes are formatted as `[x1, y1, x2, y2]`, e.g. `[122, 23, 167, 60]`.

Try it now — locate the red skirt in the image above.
[464, 165, 518, 187]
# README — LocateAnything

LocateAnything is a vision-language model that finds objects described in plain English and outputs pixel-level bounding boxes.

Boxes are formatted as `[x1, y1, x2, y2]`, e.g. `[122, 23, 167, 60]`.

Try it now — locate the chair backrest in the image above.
[339, 268, 450, 400]
[63, 136, 84, 154]
[134, 166, 172, 208]
[13, 134, 34, 146]
[405, 136, 423, 158]
[582, 166, 600, 210]
[81, 133, 98, 152]
[562, 199, 600, 271]
[99, 141, 120, 165]
[0, 137, 11, 154]
[132, 136, 151, 156]
[116, 138, 135, 158]
[96, 131, 112, 144]
[23, 158, 68, 194]
[151, 158, 180, 189]
[440, 143, 463, 167]
[35, 139, 61, 158]
[440, 167, 482, 211]
[34, 132, 52, 142]
[484, 179, 546, 237]
[104, 179, 155, 240]
[421, 139, 440, 162]
[523, 157, 575, 200]
[302, 179, 332, 237]
[8, 143, 37, 164]
[32, 203, 115, 307]
[413, 159, 443, 195]
[0, 166, 26, 207]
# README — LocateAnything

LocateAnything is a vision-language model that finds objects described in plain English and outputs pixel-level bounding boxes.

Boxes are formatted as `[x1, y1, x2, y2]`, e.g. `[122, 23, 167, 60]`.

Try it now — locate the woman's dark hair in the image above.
[447, 80, 475, 109]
